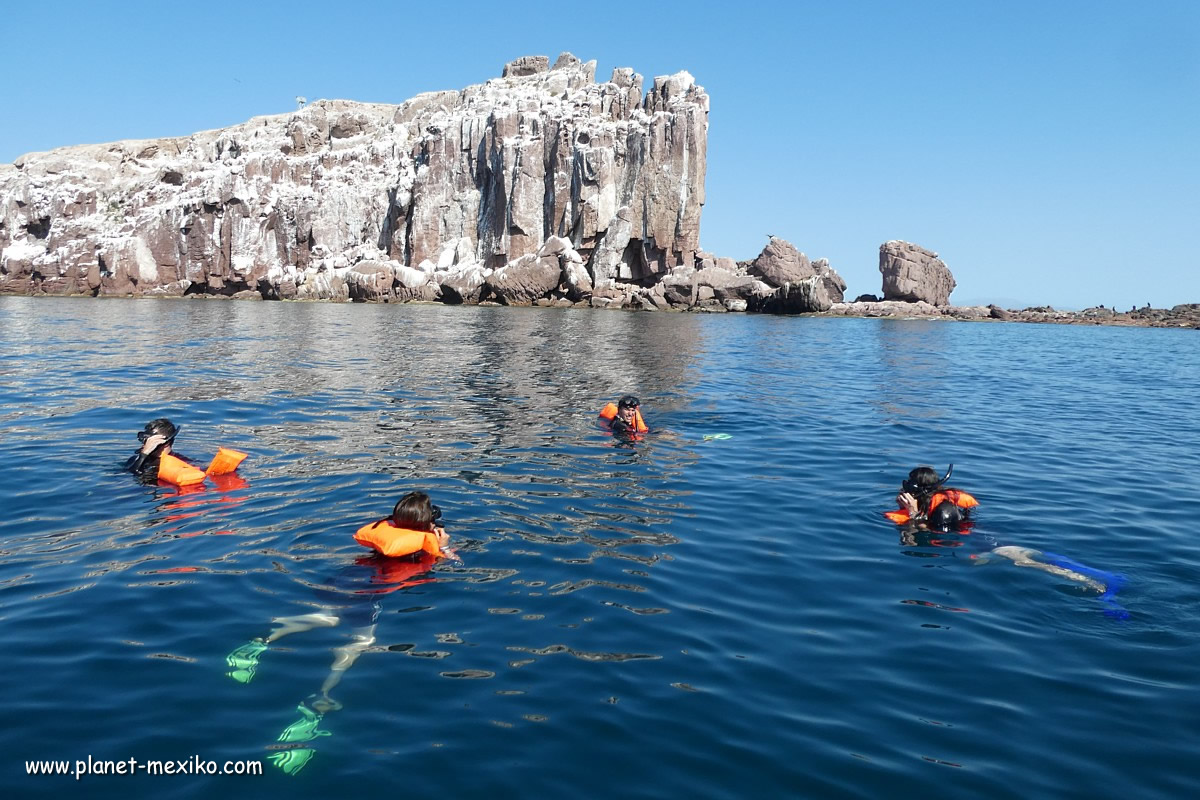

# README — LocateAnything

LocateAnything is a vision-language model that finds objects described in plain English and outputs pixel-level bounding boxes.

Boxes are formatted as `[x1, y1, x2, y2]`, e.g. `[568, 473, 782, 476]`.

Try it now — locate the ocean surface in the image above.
[1, 296, 1198, 799]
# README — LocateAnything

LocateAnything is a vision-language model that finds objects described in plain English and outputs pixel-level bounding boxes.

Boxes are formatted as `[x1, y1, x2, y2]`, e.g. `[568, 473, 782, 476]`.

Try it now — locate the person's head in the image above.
[137, 418, 179, 453]
[926, 501, 964, 532]
[902, 466, 942, 498]
[616, 395, 640, 423]
[391, 491, 441, 531]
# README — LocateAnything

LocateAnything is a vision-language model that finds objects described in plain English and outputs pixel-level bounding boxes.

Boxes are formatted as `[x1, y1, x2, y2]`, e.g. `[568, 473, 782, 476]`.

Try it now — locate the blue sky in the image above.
[2, 0, 1196, 309]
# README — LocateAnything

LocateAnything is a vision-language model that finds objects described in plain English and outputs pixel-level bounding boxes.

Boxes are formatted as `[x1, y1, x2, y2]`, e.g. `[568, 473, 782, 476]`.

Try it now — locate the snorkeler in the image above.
[125, 418, 187, 482]
[885, 465, 979, 529]
[126, 417, 247, 487]
[599, 395, 649, 437]
[225, 490, 453, 774]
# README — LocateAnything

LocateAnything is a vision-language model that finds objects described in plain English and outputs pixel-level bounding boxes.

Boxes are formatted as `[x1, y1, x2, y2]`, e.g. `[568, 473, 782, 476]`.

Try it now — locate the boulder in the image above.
[503, 55, 550, 77]
[344, 261, 395, 301]
[749, 237, 813, 286]
[879, 240, 956, 306]
[485, 254, 561, 305]
[440, 270, 487, 305]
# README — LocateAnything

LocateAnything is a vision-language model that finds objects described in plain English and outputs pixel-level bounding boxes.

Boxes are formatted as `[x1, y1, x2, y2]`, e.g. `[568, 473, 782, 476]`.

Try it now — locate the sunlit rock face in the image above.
[879, 240, 956, 306]
[0, 52, 708, 301]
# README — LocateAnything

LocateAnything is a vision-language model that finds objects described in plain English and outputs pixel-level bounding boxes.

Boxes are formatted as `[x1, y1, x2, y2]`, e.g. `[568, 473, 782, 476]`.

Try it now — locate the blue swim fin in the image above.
[1041, 551, 1129, 618]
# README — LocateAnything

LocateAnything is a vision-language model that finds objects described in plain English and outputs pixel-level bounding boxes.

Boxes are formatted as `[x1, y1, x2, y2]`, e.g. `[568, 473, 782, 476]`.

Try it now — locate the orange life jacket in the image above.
[206, 447, 248, 476]
[158, 453, 207, 486]
[157, 447, 249, 486]
[883, 489, 979, 524]
[929, 489, 979, 513]
[354, 519, 445, 559]
[599, 403, 648, 433]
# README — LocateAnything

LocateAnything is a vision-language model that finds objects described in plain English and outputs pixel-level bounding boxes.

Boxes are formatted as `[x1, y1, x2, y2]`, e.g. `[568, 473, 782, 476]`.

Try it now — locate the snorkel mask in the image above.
[902, 464, 953, 496]
[137, 420, 180, 449]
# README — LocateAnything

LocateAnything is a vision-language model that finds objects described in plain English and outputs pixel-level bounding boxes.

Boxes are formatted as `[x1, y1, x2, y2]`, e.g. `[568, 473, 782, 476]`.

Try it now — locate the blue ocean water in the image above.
[1, 296, 1198, 799]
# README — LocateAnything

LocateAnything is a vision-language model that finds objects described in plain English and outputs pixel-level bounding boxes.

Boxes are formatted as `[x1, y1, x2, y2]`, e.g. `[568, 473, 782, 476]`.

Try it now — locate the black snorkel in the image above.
[901, 464, 954, 499]
[937, 463, 953, 489]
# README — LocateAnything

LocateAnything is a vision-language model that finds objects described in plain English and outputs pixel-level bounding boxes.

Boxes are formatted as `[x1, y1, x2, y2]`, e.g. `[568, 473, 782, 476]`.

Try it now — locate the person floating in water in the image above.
[126, 418, 188, 483]
[225, 490, 453, 774]
[126, 416, 247, 489]
[599, 395, 649, 438]
[884, 464, 979, 530]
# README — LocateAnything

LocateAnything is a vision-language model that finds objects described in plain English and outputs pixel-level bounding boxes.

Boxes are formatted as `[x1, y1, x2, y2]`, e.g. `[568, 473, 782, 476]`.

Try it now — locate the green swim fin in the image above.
[277, 704, 332, 744]
[225, 639, 268, 684]
[269, 747, 316, 775]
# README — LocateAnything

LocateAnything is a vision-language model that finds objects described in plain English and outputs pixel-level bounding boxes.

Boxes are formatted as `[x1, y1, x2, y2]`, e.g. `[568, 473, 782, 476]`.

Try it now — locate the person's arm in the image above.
[896, 492, 920, 519]
[126, 434, 170, 473]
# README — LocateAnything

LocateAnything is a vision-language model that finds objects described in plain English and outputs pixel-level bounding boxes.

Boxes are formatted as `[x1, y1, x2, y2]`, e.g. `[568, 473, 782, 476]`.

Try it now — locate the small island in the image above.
[1, 53, 1193, 329]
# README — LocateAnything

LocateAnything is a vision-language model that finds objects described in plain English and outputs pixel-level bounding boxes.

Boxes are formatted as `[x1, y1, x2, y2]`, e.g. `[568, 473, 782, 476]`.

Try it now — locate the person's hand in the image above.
[434, 526, 450, 550]
[897, 492, 918, 516]
[140, 434, 169, 454]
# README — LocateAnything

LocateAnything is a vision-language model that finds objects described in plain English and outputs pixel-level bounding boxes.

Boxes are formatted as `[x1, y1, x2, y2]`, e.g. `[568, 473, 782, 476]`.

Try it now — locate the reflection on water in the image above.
[2, 297, 1200, 799]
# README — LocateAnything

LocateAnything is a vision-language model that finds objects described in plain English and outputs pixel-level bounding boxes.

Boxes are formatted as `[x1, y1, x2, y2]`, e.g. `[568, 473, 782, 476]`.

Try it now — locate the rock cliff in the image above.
[0, 53, 707, 301]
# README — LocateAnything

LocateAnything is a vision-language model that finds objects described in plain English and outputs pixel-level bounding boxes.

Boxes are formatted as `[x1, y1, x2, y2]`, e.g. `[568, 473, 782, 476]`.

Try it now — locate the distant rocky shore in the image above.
[1, 53, 1193, 330]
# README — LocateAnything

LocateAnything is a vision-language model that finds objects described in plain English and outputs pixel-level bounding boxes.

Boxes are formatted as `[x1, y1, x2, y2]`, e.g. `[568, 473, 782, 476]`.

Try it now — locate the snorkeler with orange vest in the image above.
[885, 465, 1128, 617]
[126, 417, 247, 487]
[884, 465, 979, 530]
[225, 490, 455, 774]
[599, 395, 649, 438]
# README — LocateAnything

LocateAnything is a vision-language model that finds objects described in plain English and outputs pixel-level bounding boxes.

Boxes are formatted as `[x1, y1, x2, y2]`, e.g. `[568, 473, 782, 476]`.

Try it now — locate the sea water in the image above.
[1, 296, 1198, 798]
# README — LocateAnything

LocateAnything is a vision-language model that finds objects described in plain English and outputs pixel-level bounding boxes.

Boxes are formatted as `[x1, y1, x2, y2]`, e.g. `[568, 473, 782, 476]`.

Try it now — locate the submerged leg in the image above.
[310, 624, 377, 711]
[265, 613, 340, 643]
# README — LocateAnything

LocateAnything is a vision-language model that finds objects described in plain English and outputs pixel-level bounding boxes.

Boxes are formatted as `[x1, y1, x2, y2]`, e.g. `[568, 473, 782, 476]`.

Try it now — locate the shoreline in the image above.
[4, 291, 1196, 330]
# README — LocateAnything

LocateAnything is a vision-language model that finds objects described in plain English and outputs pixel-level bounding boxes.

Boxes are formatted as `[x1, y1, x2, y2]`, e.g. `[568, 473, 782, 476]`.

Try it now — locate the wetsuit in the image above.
[126, 449, 192, 484]
[609, 416, 637, 436]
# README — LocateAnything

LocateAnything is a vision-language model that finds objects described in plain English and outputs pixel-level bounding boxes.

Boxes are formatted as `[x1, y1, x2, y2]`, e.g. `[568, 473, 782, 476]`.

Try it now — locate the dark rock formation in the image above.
[879, 241, 956, 306]
[750, 276, 836, 314]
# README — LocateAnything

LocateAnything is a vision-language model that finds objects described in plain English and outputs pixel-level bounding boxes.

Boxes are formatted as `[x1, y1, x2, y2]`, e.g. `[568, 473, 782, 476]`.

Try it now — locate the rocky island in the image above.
[1, 53, 1194, 329]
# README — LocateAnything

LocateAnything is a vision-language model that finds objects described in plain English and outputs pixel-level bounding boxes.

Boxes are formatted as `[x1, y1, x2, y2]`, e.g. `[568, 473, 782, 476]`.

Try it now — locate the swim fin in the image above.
[277, 704, 332, 744]
[225, 639, 267, 684]
[269, 747, 316, 775]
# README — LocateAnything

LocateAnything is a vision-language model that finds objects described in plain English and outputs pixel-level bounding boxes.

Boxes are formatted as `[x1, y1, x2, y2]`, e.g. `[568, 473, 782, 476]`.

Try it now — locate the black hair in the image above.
[902, 466, 942, 498]
[391, 491, 440, 531]
[617, 395, 640, 410]
[137, 418, 179, 444]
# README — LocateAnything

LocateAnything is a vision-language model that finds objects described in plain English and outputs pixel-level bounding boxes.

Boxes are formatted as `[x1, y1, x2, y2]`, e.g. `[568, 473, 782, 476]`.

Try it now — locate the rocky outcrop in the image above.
[749, 237, 846, 302]
[0, 52, 708, 300]
[823, 300, 1200, 329]
[739, 236, 845, 312]
[879, 241, 955, 306]
[751, 276, 836, 314]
